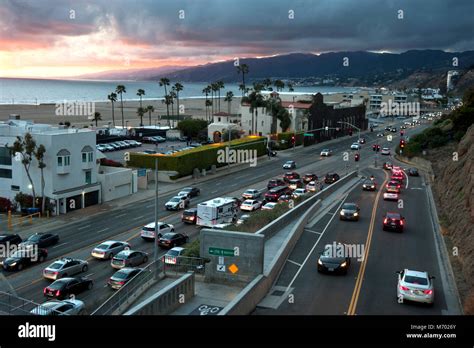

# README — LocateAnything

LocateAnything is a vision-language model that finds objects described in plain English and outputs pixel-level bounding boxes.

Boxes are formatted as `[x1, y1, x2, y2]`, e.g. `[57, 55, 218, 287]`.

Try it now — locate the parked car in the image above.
[283, 160, 296, 169]
[43, 277, 93, 300]
[303, 173, 318, 184]
[43, 257, 89, 280]
[165, 195, 189, 210]
[108, 268, 143, 290]
[317, 243, 351, 275]
[0, 233, 22, 246]
[382, 212, 405, 232]
[181, 208, 197, 224]
[140, 222, 174, 241]
[91, 240, 130, 259]
[30, 299, 86, 316]
[267, 179, 286, 190]
[158, 233, 189, 249]
[142, 150, 158, 154]
[177, 187, 200, 198]
[242, 189, 261, 199]
[396, 269, 435, 305]
[324, 173, 340, 184]
[240, 199, 262, 212]
[111, 250, 148, 269]
[320, 149, 332, 156]
[152, 136, 166, 143]
[1, 247, 48, 271]
[339, 203, 360, 221]
[20, 233, 59, 249]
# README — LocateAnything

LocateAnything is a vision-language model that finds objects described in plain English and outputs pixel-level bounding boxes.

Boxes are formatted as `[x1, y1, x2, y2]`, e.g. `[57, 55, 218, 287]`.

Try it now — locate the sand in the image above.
[0, 97, 242, 128]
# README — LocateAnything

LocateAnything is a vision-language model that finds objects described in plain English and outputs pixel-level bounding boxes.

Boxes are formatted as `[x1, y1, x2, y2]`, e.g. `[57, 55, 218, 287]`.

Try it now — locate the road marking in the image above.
[211, 190, 218, 194]
[410, 187, 423, 190]
[327, 212, 334, 216]
[97, 228, 109, 233]
[287, 259, 302, 267]
[286, 196, 349, 291]
[132, 215, 145, 221]
[347, 170, 389, 315]
[304, 229, 322, 235]
[113, 213, 127, 218]
[145, 204, 154, 208]
[52, 242, 68, 249]
[85, 273, 95, 278]
[403, 170, 409, 189]
[77, 225, 91, 231]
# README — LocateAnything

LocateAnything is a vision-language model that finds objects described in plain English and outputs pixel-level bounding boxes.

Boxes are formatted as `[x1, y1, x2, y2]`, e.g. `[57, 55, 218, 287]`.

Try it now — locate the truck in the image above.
[196, 197, 238, 227]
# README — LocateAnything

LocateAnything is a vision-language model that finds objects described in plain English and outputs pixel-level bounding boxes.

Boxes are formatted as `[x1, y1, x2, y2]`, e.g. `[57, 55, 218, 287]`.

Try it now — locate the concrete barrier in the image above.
[123, 272, 195, 315]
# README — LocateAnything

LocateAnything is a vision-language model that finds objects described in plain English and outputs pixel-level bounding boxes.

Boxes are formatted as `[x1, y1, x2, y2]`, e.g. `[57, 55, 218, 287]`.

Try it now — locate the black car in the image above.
[317, 244, 351, 275]
[383, 162, 393, 170]
[20, 233, 59, 248]
[267, 179, 286, 190]
[179, 187, 200, 198]
[0, 234, 22, 246]
[43, 277, 93, 299]
[158, 233, 189, 249]
[324, 173, 340, 184]
[181, 208, 197, 224]
[1, 248, 48, 271]
[382, 212, 405, 232]
[407, 168, 419, 176]
[361, 179, 377, 191]
[391, 127, 397, 132]
[339, 203, 360, 221]
[108, 268, 143, 290]
[303, 173, 318, 184]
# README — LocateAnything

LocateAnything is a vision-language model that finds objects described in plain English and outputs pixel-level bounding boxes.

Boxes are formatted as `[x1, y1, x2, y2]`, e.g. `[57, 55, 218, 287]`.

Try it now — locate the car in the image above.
[43, 257, 89, 280]
[324, 173, 340, 184]
[108, 142, 121, 150]
[278, 194, 292, 204]
[178, 136, 187, 142]
[91, 240, 130, 259]
[383, 192, 399, 201]
[407, 168, 419, 176]
[320, 149, 332, 156]
[392, 171, 404, 182]
[240, 199, 262, 212]
[163, 247, 186, 265]
[262, 202, 278, 210]
[242, 189, 261, 199]
[292, 188, 307, 198]
[283, 171, 300, 182]
[391, 166, 402, 173]
[382, 212, 405, 232]
[152, 136, 166, 143]
[44, 277, 93, 300]
[386, 181, 401, 193]
[264, 186, 291, 202]
[103, 144, 115, 151]
[396, 269, 435, 305]
[267, 178, 286, 190]
[96, 144, 107, 152]
[400, 125, 407, 130]
[181, 208, 197, 224]
[376, 132, 385, 137]
[165, 195, 189, 210]
[339, 203, 360, 221]
[1, 247, 48, 271]
[381, 148, 390, 155]
[111, 250, 148, 269]
[177, 187, 200, 198]
[283, 160, 296, 169]
[142, 149, 158, 154]
[362, 179, 376, 191]
[288, 179, 304, 190]
[189, 142, 202, 147]
[391, 177, 404, 187]
[117, 141, 130, 148]
[385, 126, 392, 131]
[391, 127, 397, 132]
[350, 143, 361, 150]
[108, 268, 143, 290]
[358, 138, 366, 144]
[236, 214, 251, 225]
[140, 222, 174, 241]
[317, 243, 351, 275]
[30, 299, 86, 316]
[303, 173, 318, 184]
[383, 162, 393, 170]
[125, 140, 142, 147]
[158, 233, 189, 249]
[20, 233, 59, 248]
[306, 181, 319, 192]
[0, 233, 22, 246]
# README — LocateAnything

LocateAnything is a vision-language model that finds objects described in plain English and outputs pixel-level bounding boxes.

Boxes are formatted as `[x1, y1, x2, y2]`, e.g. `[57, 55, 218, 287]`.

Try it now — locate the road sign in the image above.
[217, 264, 225, 272]
[137, 168, 146, 177]
[218, 256, 224, 264]
[228, 264, 239, 274]
[209, 247, 235, 257]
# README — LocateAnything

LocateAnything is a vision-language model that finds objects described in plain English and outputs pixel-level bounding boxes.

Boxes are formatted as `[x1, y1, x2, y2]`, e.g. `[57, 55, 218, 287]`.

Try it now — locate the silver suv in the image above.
[43, 257, 89, 280]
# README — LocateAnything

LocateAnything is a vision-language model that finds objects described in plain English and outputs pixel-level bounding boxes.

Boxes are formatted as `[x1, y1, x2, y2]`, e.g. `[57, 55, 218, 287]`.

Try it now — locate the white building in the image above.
[208, 112, 242, 142]
[0, 119, 101, 215]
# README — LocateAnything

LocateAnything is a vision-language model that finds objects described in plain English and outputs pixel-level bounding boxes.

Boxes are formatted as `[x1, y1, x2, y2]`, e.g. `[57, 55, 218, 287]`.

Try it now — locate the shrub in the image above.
[14, 192, 33, 209]
[183, 239, 200, 258]
[0, 197, 13, 212]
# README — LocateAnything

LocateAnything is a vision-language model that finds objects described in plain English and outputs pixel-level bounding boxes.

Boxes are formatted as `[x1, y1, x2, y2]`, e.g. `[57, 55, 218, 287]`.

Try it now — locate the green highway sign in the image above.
[209, 247, 235, 257]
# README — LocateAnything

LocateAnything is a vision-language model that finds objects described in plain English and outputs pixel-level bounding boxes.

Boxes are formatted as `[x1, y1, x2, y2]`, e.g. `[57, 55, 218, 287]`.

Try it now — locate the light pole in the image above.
[153, 157, 159, 261]
[337, 121, 361, 142]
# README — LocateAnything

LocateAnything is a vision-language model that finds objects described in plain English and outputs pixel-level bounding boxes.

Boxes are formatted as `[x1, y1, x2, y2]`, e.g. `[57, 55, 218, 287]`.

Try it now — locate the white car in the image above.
[165, 196, 189, 210]
[91, 241, 130, 260]
[240, 199, 262, 211]
[397, 269, 435, 305]
[141, 222, 174, 241]
[236, 214, 251, 225]
[283, 160, 296, 169]
[320, 149, 332, 156]
[242, 189, 260, 199]
[163, 247, 186, 265]
[30, 299, 86, 315]
[262, 202, 278, 210]
[383, 192, 399, 201]
[381, 148, 390, 155]
[376, 133, 384, 137]
[350, 143, 361, 150]
[292, 188, 307, 198]
[306, 181, 318, 192]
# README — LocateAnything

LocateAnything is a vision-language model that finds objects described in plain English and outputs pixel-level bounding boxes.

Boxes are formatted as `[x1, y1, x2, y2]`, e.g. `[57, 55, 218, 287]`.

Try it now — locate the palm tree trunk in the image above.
[24, 166, 36, 208]
[120, 94, 124, 128]
[176, 94, 180, 124]
[251, 110, 254, 134]
[228, 101, 231, 115]
[111, 102, 115, 127]
[149, 111, 152, 125]
[255, 109, 258, 135]
[40, 169, 45, 214]
[218, 90, 220, 112]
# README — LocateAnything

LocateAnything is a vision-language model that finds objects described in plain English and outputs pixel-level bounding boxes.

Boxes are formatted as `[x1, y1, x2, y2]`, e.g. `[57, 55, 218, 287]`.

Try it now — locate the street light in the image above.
[337, 121, 361, 142]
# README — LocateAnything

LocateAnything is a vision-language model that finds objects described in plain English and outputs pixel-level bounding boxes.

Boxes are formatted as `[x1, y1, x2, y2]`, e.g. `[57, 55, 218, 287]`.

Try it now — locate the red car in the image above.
[386, 181, 401, 193]
[383, 212, 405, 232]
[283, 172, 300, 182]
[303, 173, 318, 184]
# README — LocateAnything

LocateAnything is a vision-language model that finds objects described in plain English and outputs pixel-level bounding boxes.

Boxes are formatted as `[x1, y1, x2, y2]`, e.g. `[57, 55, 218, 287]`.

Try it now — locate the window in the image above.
[0, 147, 12, 165]
[218, 117, 221, 122]
[81, 146, 93, 163]
[85, 170, 91, 184]
[0, 169, 12, 178]
[57, 149, 71, 167]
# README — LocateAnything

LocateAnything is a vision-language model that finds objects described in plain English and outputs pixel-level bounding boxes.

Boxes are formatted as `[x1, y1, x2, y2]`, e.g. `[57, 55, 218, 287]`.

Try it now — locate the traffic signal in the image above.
[349, 129, 353, 136]
[400, 139, 405, 148]
[355, 153, 360, 161]
[376, 145, 380, 152]
[291, 135, 295, 145]
[372, 144, 376, 151]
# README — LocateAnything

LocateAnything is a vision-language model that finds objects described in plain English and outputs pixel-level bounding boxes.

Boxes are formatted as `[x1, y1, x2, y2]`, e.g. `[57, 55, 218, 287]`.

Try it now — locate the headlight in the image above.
[340, 211, 345, 215]
[340, 261, 347, 268]
[10, 262, 17, 267]
[318, 259, 323, 265]
[363, 185, 366, 188]
[353, 212, 359, 216]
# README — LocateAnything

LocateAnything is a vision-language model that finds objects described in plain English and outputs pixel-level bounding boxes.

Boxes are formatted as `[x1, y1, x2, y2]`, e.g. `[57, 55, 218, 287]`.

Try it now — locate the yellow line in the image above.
[347, 170, 389, 315]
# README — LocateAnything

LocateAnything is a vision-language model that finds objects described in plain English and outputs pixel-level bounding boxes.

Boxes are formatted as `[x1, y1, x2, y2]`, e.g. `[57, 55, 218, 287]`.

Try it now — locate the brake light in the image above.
[117, 281, 125, 285]
[399, 285, 409, 291]
[56, 290, 60, 296]
[384, 218, 388, 224]
[400, 220, 404, 225]
[43, 288, 47, 294]
[423, 290, 433, 295]
[397, 185, 401, 188]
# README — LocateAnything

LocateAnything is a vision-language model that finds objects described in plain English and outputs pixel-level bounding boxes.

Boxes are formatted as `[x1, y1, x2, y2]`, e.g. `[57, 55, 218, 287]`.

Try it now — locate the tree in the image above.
[274, 79, 285, 92]
[136, 107, 145, 126]
[288, 82, 294, 92]
[211, 82, 219, 116]
[146, 105, 155, 126]
[35, 144, 46, 214]
[169, 88, 177, 121]
[248, 83, 265, 134]
[162, 95, 173, 126]
[236, 64, 249, 97]
[115, 85, 126, 128]
[8, 133, 37, 208]
[205, 99, 212, 122]
[222, 128, 240, 141]
[216, 81, 225, 112]
[159, 78, 170, 126]
[107, 92, 117, 127]
[202, 86, 211, 120]
[174, 82, 184, 123]
[177, 119, 208, 139]
[136, 89, 145, 109]
[92, 111, 101, 127]
[262, 78, 272, 91]
[224, 91, 234, 114]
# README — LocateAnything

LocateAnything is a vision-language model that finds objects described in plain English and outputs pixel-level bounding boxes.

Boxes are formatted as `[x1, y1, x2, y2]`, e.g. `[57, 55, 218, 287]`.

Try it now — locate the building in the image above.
[208, 112, 242, 142]
[0, 119, 101, 215]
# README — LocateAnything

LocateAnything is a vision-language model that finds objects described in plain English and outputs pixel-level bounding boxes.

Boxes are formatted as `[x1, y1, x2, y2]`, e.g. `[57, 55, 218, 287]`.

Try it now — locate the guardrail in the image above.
[91, 259, 164, 315]
[162, 255, 207, 276]
[0, 290, 63, 315]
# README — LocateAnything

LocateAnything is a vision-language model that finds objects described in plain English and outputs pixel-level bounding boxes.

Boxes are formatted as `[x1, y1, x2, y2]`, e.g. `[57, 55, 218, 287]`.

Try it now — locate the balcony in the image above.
[56, 165, 70, 175]
[81, 161, 93, 170]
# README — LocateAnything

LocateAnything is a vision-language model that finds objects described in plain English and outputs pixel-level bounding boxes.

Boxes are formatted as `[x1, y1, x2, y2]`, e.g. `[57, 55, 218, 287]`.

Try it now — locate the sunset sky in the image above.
[1, 0, 473, 78]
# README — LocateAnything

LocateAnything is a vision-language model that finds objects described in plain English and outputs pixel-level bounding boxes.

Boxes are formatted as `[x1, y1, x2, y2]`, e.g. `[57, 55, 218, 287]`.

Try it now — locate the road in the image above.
[2, 119, 429, 313]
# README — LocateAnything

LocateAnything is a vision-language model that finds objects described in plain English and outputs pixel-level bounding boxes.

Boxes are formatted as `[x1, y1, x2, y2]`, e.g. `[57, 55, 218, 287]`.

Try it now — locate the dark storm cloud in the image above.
[1, 0, 473, 53]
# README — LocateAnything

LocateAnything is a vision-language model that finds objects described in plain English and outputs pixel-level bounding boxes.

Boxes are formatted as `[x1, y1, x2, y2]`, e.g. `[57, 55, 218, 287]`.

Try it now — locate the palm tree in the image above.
[93, 111, 101, 127]
[34, 144, 46, 214]
[107, 93, 117, 127]
[236, 64, 249, 97]
[146, 105, 155, 125]
[205, 99, 212, 122]
[224, 91, 234, 114]
[169, 89, 177, 122]
[159, 78, 170, 125]
[288, 83, 294, 92]
[216, 81, 225, 112]
[211, 83, 219, 116]
[202, 86, 211, 120]
[115, 85, 126, 128]
[136, 107, 145, 126]
[262, 78, 273, 91]
[239, 84, 246, 97]
[174, 82, 184, 122]
[162, 95, 173, 126]
[248, 86, 265, 135]
[137, 89, 145, 108]
[274, 80, 285, 92]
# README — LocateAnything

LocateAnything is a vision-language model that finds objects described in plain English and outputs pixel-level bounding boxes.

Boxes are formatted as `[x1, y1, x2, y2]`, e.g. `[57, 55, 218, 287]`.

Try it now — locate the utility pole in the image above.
[153, 157, 158, 261]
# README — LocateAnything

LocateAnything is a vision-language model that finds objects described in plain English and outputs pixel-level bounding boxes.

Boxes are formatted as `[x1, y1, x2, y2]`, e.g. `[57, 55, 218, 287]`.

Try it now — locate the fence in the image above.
[162, 255, 208, 276]
[0, 290, 64, 316]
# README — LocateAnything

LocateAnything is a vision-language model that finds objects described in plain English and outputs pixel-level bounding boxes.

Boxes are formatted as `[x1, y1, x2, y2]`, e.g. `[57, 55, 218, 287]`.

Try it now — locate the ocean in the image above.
[0, 77, 358, 105]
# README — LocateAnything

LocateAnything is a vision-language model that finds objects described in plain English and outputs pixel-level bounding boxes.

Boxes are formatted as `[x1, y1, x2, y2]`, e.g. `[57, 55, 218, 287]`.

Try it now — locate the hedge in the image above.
[274, 131, 305, 150]
[127, 136, 267, 178]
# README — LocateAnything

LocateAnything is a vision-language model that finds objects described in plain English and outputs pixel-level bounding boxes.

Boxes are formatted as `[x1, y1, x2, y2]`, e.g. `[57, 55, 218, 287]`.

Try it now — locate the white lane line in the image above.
[410, 187, 423, 190]
[327, 212, 334, 216]
[84, 273, 95, 278]
[145, 204, 154, 208]
[53, 242, 68, 249]
[114, 213, 127, 218]
[286, 196, 349, 291]
[230, 183, 239, 187]
[287, 259, 302, 267]
[403, 170, 409, 189]
[304, 229, 322, 235]
[132, 215, 145, 221]
[211, 190, 218, 194]
[97, 228, 110, 233]
[77, 225, 91, 231]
